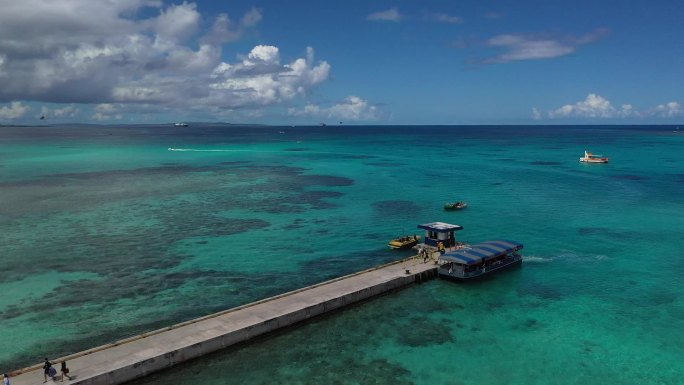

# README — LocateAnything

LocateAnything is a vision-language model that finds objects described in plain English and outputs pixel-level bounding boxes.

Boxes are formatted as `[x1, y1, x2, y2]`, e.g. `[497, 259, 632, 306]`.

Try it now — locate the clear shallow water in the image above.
[1, 125, 682, 384]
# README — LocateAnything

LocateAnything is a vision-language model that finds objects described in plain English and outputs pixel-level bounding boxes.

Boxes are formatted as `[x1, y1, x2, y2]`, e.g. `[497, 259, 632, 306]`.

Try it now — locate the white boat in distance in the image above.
[579, 150, 608, 163]
[174, 122, 189, 127]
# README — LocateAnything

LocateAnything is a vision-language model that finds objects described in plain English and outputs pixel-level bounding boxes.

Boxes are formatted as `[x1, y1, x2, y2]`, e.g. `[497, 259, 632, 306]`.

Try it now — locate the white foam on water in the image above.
[522, 255, 552, 263]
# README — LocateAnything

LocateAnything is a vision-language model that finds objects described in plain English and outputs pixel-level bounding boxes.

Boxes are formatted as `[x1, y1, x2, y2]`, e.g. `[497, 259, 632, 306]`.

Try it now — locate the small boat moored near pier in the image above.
[388, 234, 420, 249]
[444, 201, 467, 210]
[437, 240, 523, 280]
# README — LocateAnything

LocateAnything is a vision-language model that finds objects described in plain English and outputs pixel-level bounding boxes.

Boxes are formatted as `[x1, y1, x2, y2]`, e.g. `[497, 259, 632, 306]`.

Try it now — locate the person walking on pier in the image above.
[60, 361, 72, 381]
[43, 358, 52, 382]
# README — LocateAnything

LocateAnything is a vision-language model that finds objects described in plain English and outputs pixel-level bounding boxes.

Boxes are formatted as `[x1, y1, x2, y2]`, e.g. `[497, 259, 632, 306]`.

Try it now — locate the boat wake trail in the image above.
[524, 253, 610, 264]
[166, 147, 418, 162]
[522, 256, 552, 263]
[168, 148, 251, 152]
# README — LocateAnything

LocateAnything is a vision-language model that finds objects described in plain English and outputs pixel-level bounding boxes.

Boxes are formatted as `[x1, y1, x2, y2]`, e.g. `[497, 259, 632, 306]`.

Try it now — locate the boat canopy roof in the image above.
[440, 240, 523, 265]
[417, 222, 464, 233]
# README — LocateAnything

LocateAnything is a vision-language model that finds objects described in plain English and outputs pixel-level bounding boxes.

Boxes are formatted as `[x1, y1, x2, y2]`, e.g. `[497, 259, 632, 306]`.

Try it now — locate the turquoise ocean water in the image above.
[0, 125, 682, 384]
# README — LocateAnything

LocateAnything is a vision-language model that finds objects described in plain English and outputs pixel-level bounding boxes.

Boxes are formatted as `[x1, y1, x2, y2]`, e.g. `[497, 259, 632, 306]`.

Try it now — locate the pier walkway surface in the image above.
[10, 256, 438, 385]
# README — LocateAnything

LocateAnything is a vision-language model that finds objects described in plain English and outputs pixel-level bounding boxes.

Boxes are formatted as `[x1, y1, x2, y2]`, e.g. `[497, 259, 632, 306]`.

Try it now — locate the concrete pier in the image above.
[9, 256, 438, 385]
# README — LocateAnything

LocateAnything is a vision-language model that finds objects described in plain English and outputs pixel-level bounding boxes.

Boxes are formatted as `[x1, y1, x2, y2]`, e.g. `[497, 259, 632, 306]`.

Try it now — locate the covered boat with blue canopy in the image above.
[437, 240, 523, 280]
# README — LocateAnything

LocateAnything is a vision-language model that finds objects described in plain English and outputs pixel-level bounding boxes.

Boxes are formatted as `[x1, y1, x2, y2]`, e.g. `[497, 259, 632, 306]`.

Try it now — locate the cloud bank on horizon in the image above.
[534, 94, 682, 120]
[0, 1, 681, 124]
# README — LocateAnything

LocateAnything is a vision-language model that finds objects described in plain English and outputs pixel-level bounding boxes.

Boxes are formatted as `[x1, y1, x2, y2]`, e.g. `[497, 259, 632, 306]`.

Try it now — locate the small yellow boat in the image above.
[388, 235, 420, 249]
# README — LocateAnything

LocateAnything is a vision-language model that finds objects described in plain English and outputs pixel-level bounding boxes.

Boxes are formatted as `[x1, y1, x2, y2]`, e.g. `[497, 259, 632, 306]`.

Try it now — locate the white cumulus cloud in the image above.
[482, 29, 608, 64]
[91, 103, 123, 121]
[0, 1, 336, 120]
[531, 107, 542, 120]
[0, 101, 30, 119]
[154, 2, 200, 42]
[209, 46, 330, 107]
[41, 104, 80, 119]
[539, 94, 681, 120]
[288, 96, 379, 121]
[367, 8, 403, 22]
[248, 45, 280, 63]
[425, 12, 463, 24]
[548, 93, 618, 118]
[203, 8, 262, 45]
[651, 102, 682, 117]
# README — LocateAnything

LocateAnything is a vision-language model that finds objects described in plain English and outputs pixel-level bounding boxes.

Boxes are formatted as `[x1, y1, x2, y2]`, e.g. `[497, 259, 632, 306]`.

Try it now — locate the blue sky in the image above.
[0, 0, 682, 125]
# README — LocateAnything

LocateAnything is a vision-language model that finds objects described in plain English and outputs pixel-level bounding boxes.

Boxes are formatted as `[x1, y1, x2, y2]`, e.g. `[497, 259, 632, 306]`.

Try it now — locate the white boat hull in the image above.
[579, 157, 608, 163]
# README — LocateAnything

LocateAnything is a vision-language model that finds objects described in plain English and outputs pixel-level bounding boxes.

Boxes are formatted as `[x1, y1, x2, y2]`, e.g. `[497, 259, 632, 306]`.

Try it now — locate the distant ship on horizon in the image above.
[174, 122, 189, 127]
